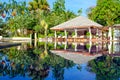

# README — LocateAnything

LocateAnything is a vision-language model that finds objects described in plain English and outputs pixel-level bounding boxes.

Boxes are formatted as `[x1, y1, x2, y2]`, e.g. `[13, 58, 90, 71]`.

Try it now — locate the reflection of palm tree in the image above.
[0, 42, 76, 80]
[0, 48, 50, 79]
[40, 42, 48, 59]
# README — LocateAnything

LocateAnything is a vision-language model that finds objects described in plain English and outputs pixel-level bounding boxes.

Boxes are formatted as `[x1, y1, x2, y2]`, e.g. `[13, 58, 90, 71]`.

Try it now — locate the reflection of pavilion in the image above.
[54, 41, 108, 53]
[50, 49, 102, 64]
[108, 41, 120, 57]
[52, 41, 120, 63]
[51, 42, 109, 64]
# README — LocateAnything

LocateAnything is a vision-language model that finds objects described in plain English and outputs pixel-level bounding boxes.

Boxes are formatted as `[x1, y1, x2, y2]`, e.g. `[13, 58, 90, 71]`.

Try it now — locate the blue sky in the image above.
[47, 0, 97, 16]
[1, 0, 96, 16]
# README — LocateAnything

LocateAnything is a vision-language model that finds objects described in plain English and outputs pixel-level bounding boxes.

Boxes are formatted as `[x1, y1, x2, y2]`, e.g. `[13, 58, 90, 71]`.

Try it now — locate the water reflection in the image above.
[88, 56, 120, 80]
[0, 41, 120, 80]
[53, 41, 120, 54]
[52, 41, 120, 80]
[0, 42, 75, 80]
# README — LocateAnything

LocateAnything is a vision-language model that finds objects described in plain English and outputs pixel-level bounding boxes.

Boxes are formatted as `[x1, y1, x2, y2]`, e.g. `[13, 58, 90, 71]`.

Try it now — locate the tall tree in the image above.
[53, 0, 65, 14]
[0, 0, 27, 21]
[45, 0, 77, 37]
[28, 0, 50, 14]
[28, 0, 50, 38]
[7, 14, 37, 37]
[47, 0, 76, 27]
[0, 19, 7, 36]
[88, 0, 120, 26]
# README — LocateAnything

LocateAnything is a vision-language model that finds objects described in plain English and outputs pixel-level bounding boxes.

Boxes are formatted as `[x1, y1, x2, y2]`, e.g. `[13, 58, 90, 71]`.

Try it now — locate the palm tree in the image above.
[40, 20, 48, 37]
[1, 0, 27, 19]
[28, 0, 50, 12]
[28, 0, 50, 39]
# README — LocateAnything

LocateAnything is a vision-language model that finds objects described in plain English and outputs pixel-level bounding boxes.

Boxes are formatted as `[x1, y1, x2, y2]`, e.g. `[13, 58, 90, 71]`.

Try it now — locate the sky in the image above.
[1, 0, 97, 17]
[47, 0, 97, 16]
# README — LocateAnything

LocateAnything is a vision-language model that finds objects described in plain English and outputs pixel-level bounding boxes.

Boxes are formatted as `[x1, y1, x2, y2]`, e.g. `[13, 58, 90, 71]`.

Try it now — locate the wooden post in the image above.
[74, 42, 77, 51]
[64, 30, 67, 39]
[55, 31, 57, 39]
[108, 41, 112, 54]
[96, 28, 98, 40]
[34, 38, 37, 47]
[64, 41, 67, 50]
[54, 41, 57, 49]
[30, 34, 32, 46]
[35, 32, 37, 40]
[75, 29, 78, 38]
[109, 27, 112, 41]
[89, 27, 92, 41]
[89, 41, 92, 53]
[54, 31, 57, 48]
[34, 33, 37, 47]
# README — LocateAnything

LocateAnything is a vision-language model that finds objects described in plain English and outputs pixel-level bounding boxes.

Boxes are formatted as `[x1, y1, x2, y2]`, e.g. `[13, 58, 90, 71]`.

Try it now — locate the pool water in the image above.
[0, 41, 120, 80]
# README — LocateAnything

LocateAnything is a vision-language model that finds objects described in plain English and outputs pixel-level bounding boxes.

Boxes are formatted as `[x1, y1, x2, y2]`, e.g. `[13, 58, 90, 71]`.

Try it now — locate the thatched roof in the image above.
[50, 16, 103, 30]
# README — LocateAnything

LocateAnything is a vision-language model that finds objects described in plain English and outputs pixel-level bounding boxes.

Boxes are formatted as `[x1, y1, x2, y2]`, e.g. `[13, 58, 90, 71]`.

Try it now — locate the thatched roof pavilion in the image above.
[50, 16, 103, 41]
[50, 16, 103, 30]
